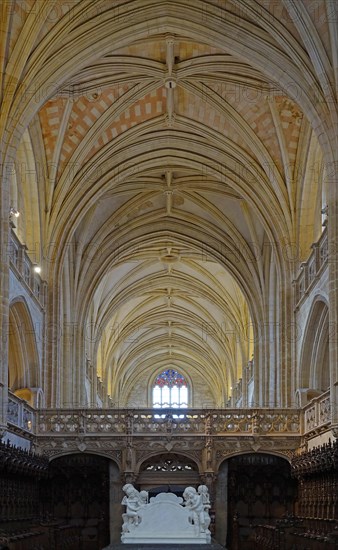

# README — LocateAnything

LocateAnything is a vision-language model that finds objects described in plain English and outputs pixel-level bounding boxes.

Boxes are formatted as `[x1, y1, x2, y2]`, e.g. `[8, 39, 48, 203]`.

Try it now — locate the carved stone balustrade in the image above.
[303, 390, 331, 435]
[3, 397, 335, 470]
[7, 393, 35, 434]
[294, 226, 328, 307]
[9, 229, 46, 308]
[36, 408, 301, 437]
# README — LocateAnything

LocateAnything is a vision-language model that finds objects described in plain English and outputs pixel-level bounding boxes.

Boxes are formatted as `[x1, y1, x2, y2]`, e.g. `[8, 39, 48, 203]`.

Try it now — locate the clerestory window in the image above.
[152, 369, 188, 408]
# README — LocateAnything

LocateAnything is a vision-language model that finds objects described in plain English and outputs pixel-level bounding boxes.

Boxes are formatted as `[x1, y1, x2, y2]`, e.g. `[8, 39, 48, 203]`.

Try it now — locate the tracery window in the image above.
[152, 369, 188, 408]
[142, 455, 197, 472]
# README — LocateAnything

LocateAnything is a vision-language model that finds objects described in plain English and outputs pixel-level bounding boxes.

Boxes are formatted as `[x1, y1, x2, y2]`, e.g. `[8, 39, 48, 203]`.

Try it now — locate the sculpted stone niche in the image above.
[121, 483, 211, 544]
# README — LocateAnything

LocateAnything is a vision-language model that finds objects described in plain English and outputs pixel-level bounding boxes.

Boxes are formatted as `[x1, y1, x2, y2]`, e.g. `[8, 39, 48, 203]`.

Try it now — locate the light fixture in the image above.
[9, 206, 20, 218]
[33, 265, 41, 274]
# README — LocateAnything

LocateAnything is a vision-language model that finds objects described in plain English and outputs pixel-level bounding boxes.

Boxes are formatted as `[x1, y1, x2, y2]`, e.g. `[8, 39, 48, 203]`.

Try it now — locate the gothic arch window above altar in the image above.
[152, 369, 188, 408]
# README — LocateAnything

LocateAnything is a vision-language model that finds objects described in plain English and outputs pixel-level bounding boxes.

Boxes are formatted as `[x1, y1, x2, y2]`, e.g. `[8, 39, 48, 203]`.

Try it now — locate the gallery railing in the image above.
[302, 390, 331, 434]
[36, 408, 301, 437]
[7, 392, 35, 433]
[5, 390, 333, 440]
[9, 229, 46, 307]
[294, 227, 328, 307]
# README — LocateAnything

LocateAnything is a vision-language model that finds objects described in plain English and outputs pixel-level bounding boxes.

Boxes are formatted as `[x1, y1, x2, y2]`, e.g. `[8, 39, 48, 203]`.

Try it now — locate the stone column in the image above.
[327, 146, 338, 431]
[44, 281, 61, 407]
[214, 461, 228, 547]
[242, 365, 248, 407]
[0, 157, 12, 434]
[109, 461, 123, 544]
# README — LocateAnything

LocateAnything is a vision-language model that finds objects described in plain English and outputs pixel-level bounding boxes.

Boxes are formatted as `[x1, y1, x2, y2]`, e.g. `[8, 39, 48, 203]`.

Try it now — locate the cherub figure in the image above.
[198, 485, 211, 531]
[139, 490, 149, 505]
[183, 486, 205, 530]
[121, 484, 147, 532]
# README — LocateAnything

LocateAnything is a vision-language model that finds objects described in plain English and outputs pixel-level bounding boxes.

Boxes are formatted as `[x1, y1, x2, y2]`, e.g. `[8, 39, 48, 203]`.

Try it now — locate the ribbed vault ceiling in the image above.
[5, 0, 332, 406]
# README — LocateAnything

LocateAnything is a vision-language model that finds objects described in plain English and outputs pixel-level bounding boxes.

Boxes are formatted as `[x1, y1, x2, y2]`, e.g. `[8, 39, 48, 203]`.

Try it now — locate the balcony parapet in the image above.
[9, 229, 46, 308]
[36, 408, 301, 437]
[5, 391, 333, 443]
[302, 389, 331, 436]
[7, 392, 35, 435]
[293, 227, 328, 308]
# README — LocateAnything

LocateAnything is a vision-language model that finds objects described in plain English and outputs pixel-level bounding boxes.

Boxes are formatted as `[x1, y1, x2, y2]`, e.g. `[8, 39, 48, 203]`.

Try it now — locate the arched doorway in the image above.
[43, 454, 114, 550]
[215, 453, 296, 550]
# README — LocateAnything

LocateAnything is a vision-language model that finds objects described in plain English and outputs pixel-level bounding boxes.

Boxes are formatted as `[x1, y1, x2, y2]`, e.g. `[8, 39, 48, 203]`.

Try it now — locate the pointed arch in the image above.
[11, 130, 42, 263]
[299, 296, 329, 392]
[8, 298, 40, 400]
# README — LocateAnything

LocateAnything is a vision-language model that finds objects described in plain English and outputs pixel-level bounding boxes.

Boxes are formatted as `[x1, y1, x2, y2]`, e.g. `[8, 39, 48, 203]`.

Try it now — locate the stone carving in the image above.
[36, 438, 123, 463]
[183, 485, 211, 537]
[199, 485, 212, 524]
[121, 484, 211, 544]
[121, 484, 148, 531]
[37, 407, 302, 436]
[7, 399, 19, 424]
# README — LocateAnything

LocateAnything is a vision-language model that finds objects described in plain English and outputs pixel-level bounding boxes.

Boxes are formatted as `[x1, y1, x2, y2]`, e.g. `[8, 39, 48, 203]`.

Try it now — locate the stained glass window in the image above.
[153, 369, 188, 408]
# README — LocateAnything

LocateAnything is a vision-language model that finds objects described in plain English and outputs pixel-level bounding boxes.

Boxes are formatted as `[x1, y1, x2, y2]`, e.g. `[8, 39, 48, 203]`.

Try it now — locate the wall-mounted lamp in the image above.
[9, 207, 20, 228]
[33, 265, 41, 274]
[321, 205, 328, 227]
[9, 206, 20, 218]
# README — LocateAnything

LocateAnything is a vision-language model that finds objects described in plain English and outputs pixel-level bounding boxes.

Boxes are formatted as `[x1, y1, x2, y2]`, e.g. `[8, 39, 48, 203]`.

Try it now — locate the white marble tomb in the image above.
[121, 484, 211, 544]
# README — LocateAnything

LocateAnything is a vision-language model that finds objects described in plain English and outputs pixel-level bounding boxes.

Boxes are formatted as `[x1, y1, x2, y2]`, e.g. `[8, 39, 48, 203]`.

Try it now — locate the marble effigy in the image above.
[121, 484, 211, 544]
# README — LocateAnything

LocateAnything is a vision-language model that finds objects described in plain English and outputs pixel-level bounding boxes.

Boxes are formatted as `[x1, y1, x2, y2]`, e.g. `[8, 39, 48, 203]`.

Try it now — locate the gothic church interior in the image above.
[0, 0, 338, 548]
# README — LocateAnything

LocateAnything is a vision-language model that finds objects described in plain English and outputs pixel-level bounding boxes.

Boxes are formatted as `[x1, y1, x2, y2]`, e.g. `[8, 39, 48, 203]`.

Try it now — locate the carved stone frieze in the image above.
[214, 436, 300, 467]
[132, 436, 204, 451]
[215, 449, 235, 461]
[33, 431, 302, 475]
[214, 436, 300, 449]
[36, 437, 123, 464]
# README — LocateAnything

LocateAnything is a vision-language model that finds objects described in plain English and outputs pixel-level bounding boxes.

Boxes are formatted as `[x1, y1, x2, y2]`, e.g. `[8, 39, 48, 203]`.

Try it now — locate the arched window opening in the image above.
[8, 300, 39, 401]
[152, 369, 188, 408]
[299, 299, 329, 394]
